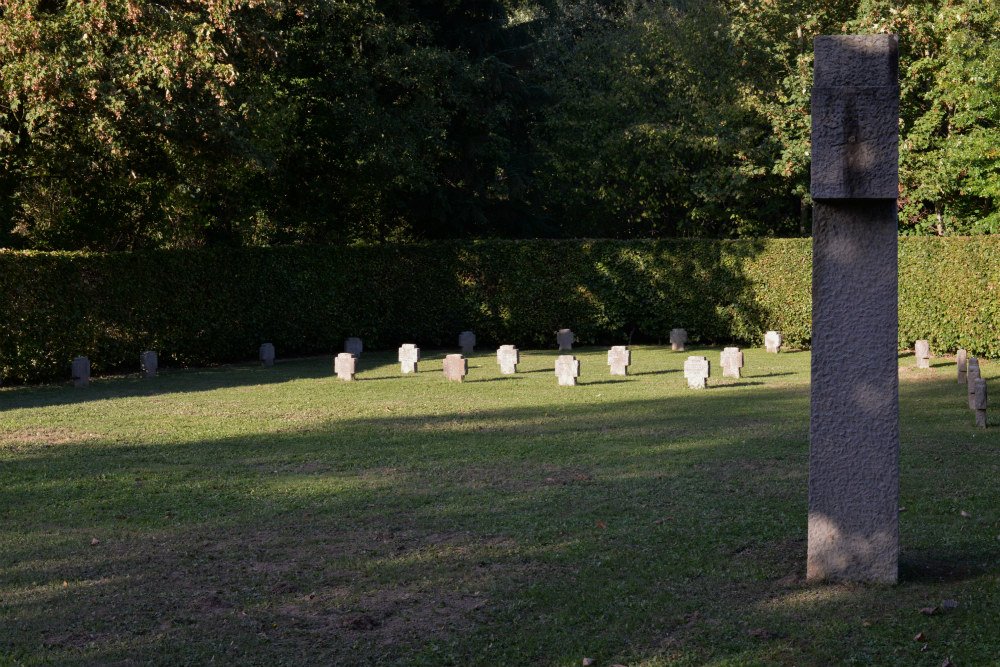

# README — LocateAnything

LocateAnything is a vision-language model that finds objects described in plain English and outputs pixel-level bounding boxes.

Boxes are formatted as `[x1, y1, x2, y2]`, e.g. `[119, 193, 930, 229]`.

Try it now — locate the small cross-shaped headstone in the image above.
[967, 358, 981, 410]
[957, 349, 968, 384]
[555, 355, 580, 386]
[720, 347, 743, 379]
[557, 329, 574, 351]
[497, 345, 519, 374]
[71, 356, 90, 388]
[764, 331, 782, 354]
[607, 346, 630, 376]
[974, 378, 988, 428]
[669, 328, 687, 351]
[259, 343, 275, 367]
[459, 331, 476, 355]
[398, 344, 420, 374]
[914, 340, 930, 369]
[443, 354, 468, 382]
[345, 337, 363, 357]
[140, 350, 158, 378]
[683, 356, 710, 389]
[334, 352, 356, 381]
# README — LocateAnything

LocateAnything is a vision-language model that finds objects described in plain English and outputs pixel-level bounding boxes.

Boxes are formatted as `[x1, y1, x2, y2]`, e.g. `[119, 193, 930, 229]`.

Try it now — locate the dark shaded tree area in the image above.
[1, 0, 998, 250]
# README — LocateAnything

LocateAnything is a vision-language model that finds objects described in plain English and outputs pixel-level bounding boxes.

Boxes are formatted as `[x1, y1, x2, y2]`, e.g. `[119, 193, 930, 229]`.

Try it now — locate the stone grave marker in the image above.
[720, 347, 744, 379]
[259, 343, 275, 367]
[71, 356, 90, 388]
[398, 344, 420, 374]
[334, 352, 356, 381]
[914, 340, 930, 369]
[140, 351, 158, 378]
[974, 378, 987, 428]
[808, 34, 900, 584]
[607, 346, 631, 376]
[497, 345, 519, 374]
[555, 355, 580, 386]
[683, 356, 709, 389]
[669, 328, 687, 351]
[345, 337, 363, 357]
[459, 331, 476, 355]
[957, 349, 968, 384]
[765, 331, 783, 354]
[967, 359, 981, 410]
[443, 354, 468, 382]
[557, 329, 574, 351]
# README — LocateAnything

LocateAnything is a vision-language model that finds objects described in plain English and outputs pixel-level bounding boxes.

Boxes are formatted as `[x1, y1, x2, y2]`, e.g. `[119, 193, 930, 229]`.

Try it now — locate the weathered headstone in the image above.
[71, 356, 90, 388]
[459, 331, 476, 355]
[334, 352, 356, 381]
[765, 331, 783, 354]
[974, 378, 987, 428]
[345, 337, 363, 357]
[607, 346, 631, 376]
[720, 347, 744, 379]
[683, 356, 710, 389]
[259, 343, 275, 367]
[957, 349, 968, 384]
[140, 350, 158, 378]
[497, 345, 519, 374]
[914, 340, 930, 369]
[967, 359, 981, 410]
[398, 344, 420, 374]
[669, 328, 687, 352]
[555, 355, 580, 386]
[557, 329, 574, 351]
[808, 34, 900, 584]
[443, 354, 468, 382]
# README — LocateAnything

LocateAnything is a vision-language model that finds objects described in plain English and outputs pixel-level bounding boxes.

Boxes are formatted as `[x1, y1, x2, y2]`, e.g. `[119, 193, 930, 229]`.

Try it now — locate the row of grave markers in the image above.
[915, 340, 988, 428]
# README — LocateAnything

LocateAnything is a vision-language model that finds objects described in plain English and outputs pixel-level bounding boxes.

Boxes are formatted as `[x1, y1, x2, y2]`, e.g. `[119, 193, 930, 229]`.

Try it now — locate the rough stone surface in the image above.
[71, 356, 90, 388]
[398, 344, 420, 374]
[140, 351, 158, 378]
[259, 343, 275, 367]
[459, 331, 476, 355]
[811, 35, 899, 200]
[974, 378, 987, 427]
[555, 355, 580, 386]
[443, 354, 468, 382]
[497, 345, 519, 374]
[914, 340, 930, 369]
[683, 356, 709, 389]
[765, 331, 783, 354]
[720, 347, 743, 379]
[557, 329, 574, 351]
[607, 346, 631, 376]
[968, 360, 981, 410]
[669, 328, 687, 351]
[345, 337, 363, 357]
[334, 352, 356, 381]
[957, 349, 968, 384]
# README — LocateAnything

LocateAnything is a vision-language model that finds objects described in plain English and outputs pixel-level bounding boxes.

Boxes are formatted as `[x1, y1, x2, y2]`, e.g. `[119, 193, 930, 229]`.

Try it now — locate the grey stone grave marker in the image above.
[334, 352, 356, 381]
[683, 356, 710, 389]
[72, 356, 90, 388]
[557, 329, 574, 351]
[555, 355, 580, 386]
[765, 331, 783, 354]
[140, 351, 158, 378]
[957, 349, 968, 384]
[607, 346, 631, 376]
[914, 340, 930, 369]
[398, 344, 420, 374]
[669, 328, 687, 351]
[459, 331, 476, 355]
[967, 359, 981, 410]
[443, 354, 468, 382]
[259, 343, 275, 367]
[497, 345, 519, 374]
[808, 34, 900, 584]
[974, 378, 987, 428]
[720, 347, 744, 379]
[345, 337, 363, 357]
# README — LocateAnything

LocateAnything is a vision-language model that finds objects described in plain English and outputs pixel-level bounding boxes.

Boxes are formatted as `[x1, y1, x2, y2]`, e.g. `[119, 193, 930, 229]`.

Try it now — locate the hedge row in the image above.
[0, 237, 996, 384]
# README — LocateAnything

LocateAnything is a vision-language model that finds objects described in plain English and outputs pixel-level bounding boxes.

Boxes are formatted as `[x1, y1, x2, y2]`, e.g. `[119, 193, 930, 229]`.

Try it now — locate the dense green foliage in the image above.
[2, 0, 998, 248]
[2, 236, 997, 383]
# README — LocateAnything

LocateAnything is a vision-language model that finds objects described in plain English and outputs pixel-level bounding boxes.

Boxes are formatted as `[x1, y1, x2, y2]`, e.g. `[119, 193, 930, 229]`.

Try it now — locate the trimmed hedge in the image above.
[1, 237, 996, 384]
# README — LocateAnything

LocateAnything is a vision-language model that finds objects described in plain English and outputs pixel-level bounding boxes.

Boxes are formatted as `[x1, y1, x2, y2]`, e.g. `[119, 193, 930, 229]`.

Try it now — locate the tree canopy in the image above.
[1, 0, 998, 249]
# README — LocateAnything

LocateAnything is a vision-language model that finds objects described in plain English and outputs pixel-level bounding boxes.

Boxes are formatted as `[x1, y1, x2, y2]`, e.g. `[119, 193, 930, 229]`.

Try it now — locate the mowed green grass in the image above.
[1, 346, 998, 667]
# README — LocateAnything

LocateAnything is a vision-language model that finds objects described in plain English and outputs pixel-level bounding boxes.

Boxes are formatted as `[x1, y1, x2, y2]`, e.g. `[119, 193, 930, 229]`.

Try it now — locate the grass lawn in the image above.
[1, 346, 998, 666]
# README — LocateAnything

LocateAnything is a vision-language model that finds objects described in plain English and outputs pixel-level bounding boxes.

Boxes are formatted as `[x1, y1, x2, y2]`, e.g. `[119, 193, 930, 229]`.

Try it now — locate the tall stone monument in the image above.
[808, 35, 900, 584]
[71, 356, 90, 388]
[974, 378, 987, 428]
[914, 340, 930, 369]
[957, 349, 968, 384]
